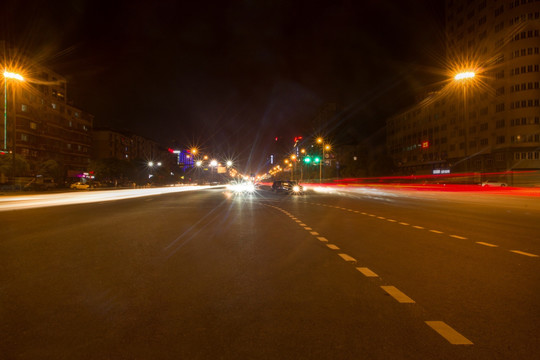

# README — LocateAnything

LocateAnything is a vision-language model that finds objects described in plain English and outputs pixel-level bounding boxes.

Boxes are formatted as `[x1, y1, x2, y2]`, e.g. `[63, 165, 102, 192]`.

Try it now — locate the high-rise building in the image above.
[387, 0, 540, 182]
[1, 41, 93, 180]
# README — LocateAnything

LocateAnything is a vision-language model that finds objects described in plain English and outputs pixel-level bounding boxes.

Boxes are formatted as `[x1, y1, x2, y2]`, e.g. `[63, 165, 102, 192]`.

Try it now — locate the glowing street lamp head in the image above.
[196, 160, 202, 167]
[3, 71, 24, 81]
[226, 160, 233, 167]
[210, 160, 218, 167]
[324, 144, 331, 151]
[454, 71, 475, 81]
[148, 161, 154, 167]
[316, 137, 323, 144]
[191, 148, 198, 155]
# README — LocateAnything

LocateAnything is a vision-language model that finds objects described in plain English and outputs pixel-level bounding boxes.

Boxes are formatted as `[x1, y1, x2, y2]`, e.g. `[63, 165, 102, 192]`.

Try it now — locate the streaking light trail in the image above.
[0, 185, 220, 212]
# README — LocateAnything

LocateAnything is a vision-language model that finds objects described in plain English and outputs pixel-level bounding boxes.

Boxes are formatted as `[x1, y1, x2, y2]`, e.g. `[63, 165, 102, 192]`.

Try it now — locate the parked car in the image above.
[481, 180, 508, 187]
[271, 180, 304, 194]
[70, 182, 91, 190]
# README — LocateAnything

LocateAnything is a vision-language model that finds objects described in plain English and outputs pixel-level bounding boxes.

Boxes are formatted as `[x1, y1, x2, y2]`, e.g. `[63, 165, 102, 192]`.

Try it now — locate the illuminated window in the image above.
[21, 104, 28, 112]
[51, 103, 57, 110]
[30, 122, 37, 130]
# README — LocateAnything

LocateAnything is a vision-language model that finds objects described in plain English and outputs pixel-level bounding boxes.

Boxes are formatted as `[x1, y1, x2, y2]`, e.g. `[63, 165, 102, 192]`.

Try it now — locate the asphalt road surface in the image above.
[1, 186, 539, 359]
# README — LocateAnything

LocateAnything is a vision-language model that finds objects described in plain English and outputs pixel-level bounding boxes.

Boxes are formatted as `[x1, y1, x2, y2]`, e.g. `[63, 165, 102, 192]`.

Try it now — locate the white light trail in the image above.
[0, 186, 217, 212]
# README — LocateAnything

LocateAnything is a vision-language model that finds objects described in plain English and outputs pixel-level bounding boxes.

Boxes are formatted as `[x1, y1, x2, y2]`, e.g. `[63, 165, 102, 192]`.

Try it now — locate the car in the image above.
[481, 180, 508, 187]
[70, 182, 91, 190]
[271, 180, 304, 194]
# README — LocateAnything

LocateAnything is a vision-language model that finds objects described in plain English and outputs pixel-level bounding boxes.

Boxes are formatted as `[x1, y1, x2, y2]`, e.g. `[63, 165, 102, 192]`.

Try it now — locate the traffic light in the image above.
[304, 156, 311, 163]
[314, 157, 321, 163]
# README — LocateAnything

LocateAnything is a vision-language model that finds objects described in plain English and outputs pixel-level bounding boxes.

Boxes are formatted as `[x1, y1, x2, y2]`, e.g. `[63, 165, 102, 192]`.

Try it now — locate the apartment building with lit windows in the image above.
[92, 128, 165, 162]
[386, 0, 540, 182]
[1, 41, 93, 179]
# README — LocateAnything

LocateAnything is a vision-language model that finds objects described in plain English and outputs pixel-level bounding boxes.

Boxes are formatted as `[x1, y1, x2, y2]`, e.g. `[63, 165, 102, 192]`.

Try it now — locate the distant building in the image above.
[386, 0, 540, 179]
[92, 128, 170, 163]
[1, 41, 93, 178]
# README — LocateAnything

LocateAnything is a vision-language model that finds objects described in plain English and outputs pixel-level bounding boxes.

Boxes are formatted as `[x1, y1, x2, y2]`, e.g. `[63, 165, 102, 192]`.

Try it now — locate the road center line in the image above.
[304, 227, 313, 230]
[387, 219, 397, 222]
[326, 244, 340, 250]
[317, 237, 328, 242]
[413, 225, 424, 229]
[380, 286, 415, 303]
[510, 250, 539, 257]
[299, 223, 307, 227]
[429, 230, 444, 234]
[310, 231, 320, 236]
[425, 321, 473, 345]
[356, 267, 378, 277]
[450, 235, 467, 240]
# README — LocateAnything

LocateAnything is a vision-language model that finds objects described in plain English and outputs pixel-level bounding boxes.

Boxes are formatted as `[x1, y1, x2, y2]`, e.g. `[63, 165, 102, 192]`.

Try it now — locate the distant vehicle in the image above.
[481, 180, 508, 187]
[227, 181, 256, 194]
[271, 180, 304, 194]
[70, 182, 91, 190]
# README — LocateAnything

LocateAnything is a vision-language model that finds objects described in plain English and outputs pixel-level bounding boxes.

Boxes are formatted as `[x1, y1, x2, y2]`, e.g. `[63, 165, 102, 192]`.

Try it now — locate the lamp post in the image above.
[454, 71, 475, 173]
[316, 138, 330, 183]
[210, 159, 218, 181]
[290, 154, 297, 180]
[3, 71, 24, 181]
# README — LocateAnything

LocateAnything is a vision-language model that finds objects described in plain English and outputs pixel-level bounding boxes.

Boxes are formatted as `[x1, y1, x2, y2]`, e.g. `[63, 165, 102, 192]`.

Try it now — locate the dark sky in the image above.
[3, 0, 445, 170]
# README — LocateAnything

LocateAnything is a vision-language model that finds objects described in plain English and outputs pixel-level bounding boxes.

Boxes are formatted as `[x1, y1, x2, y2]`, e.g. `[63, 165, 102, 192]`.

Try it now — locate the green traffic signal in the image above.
[314, 157, 321, 163]
[304, 157, 311, 163]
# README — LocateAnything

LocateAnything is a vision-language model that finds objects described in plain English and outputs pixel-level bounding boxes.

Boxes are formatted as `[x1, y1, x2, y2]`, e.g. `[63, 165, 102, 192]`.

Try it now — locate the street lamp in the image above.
[3, 71, 24, 180]
[316, 137, 330, 183]
[454, 70, 476, 172]
[290, 154, 297, 180]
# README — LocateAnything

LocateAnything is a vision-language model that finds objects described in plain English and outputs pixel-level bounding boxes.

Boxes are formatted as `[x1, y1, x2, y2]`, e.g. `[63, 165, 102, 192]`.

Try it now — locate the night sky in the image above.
[3, 0, 445, 170]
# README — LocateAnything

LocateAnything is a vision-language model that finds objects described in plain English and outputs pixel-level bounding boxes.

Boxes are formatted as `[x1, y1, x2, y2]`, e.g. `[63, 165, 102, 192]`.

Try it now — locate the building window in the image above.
[21, 104, 28, 112]
[30, 122, 37, 130]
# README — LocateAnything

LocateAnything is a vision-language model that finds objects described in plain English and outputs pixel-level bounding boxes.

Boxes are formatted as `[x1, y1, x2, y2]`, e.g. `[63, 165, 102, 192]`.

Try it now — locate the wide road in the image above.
[1, 186, 539, 359]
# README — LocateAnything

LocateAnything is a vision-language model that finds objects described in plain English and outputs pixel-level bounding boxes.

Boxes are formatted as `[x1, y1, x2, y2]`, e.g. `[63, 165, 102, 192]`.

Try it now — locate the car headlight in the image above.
[293, 185, 300, 192]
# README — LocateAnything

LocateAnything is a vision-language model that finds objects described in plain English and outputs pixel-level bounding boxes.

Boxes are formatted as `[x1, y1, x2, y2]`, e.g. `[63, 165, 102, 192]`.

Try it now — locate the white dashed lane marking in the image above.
[338, 253, 356, 263]
[510, 250, 539, 257]
[356, 267, 378, 277]
[450, 235, 467, 240]
[381, 286, 415, 304]
[267, 203, 475, 347]
[425, 321, 473, 345]
[476, 242, 498, 247]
